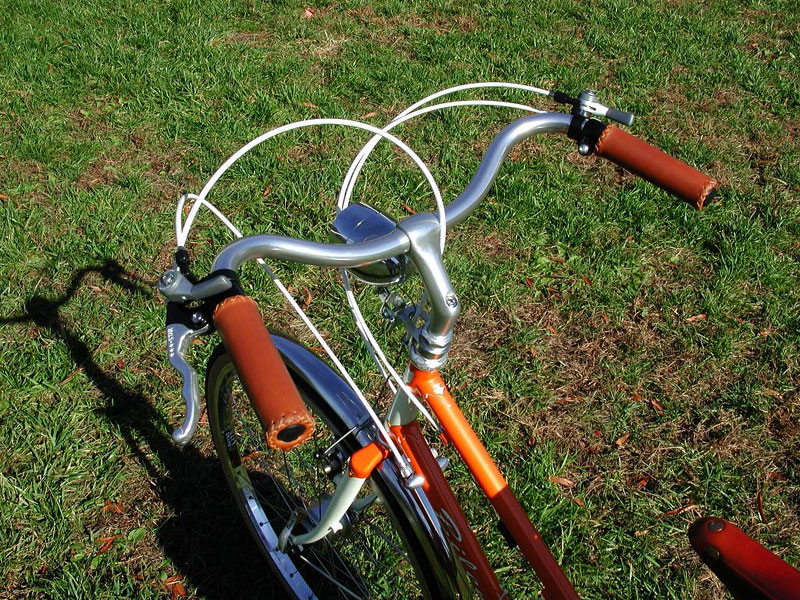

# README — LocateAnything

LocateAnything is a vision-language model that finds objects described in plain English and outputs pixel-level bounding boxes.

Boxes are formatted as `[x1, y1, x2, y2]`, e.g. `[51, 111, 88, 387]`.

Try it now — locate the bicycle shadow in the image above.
[1, 259, 283, 599]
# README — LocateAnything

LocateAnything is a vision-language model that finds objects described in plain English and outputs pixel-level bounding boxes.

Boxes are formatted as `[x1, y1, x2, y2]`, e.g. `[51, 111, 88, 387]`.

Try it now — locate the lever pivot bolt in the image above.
[160, 271, 176, 286]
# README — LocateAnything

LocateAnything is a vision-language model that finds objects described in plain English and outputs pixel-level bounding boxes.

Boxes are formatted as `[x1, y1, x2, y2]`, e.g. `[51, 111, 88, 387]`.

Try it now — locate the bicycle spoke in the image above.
[365, 520, 410, 563]
[283, 451, 310, 512]
[313, 429, 324, 527]
[235, 405, 296, 515]
[321, 536, 372, 597]
[298, 554, 366, 600]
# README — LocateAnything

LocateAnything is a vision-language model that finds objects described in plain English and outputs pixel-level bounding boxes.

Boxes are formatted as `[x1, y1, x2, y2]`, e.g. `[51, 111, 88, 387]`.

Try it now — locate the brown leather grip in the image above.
[213, 295, 314, 451]
[689, 517, 800, 600]
[594, 124, 718, 209]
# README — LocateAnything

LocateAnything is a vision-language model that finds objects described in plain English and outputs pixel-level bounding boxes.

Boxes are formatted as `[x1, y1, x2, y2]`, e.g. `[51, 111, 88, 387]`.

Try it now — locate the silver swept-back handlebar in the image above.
[445, 112, 571, 226]
[160, 112, 572, 446]
[207, 113, 572, 369]
[211, 228, 411, 272]
[212, 113, 571, 273]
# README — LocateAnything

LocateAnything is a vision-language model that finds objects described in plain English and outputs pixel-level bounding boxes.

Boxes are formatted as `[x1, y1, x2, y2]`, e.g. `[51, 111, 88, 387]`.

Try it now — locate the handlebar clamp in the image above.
[567, 116, 607, 156]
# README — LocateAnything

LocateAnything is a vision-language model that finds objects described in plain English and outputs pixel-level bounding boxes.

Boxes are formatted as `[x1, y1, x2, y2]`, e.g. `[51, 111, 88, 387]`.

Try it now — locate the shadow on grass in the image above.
[1, 259, 282, 599]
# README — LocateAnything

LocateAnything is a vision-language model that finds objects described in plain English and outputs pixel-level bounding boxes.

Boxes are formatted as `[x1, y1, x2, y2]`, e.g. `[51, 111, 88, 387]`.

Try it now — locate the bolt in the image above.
[578, 143, 591, 155]
[160, 271, 176, 286]
[404, 473, 426, 490]
[191, 312, 206, 326]
[707, 520, 725, 532]
[445, 293, 458, 308]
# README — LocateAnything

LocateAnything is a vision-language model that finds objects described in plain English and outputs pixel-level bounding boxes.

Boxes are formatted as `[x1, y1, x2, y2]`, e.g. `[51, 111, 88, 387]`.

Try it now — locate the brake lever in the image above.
[165, 302, 209, 446]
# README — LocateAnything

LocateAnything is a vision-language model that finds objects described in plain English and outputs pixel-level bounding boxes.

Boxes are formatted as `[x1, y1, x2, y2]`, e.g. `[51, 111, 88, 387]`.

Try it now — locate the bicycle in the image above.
[157, 83, 800, 599]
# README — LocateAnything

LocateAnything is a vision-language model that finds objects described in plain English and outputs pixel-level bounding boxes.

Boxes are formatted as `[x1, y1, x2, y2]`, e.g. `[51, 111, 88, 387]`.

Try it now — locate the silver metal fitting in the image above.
[409, 334, 452, 371]
[404, 473, 426, 490]
[576, 90, 597, 117]
[157, 269, 194, 301]
[157, 269, 233, 303]
[160, 270, 176, 286]
[576, 89, 635, 127]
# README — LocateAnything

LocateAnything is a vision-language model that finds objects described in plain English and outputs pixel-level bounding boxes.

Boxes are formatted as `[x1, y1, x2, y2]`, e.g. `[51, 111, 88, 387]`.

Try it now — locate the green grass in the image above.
[1, 0, 798, 598]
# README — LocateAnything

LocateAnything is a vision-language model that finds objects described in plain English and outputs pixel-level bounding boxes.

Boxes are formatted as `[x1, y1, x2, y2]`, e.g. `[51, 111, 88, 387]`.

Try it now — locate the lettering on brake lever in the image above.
[167, 325, 176, 359]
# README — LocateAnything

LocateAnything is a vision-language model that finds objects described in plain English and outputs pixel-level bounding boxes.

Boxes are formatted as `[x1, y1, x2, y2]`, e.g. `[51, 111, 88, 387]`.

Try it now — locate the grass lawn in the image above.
[1, 0, 798, 598]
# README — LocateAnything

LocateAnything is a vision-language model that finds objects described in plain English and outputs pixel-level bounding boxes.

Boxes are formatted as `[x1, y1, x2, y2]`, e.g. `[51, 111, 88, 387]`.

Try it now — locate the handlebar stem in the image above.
[397, 213, 460, 370]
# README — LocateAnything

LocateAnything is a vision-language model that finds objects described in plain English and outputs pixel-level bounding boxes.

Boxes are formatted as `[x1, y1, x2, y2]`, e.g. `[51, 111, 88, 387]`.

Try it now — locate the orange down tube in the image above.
[410, 366, 580, 600]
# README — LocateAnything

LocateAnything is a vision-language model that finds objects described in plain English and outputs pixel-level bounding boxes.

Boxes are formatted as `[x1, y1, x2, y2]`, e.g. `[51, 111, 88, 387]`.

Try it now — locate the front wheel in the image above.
[205, 335, 465, 599]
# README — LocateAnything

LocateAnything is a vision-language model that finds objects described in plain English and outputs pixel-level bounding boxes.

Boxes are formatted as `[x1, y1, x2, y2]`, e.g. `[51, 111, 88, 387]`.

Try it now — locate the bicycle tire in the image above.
[205, 333, 468, 599]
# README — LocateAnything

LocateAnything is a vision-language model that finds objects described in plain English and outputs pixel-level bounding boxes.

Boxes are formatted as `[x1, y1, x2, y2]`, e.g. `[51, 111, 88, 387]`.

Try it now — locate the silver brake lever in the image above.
[166, 321, 209, 446]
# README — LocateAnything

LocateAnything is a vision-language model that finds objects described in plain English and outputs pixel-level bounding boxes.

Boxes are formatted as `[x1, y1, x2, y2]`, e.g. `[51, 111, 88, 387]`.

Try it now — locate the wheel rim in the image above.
[210, 359, 422, 600]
